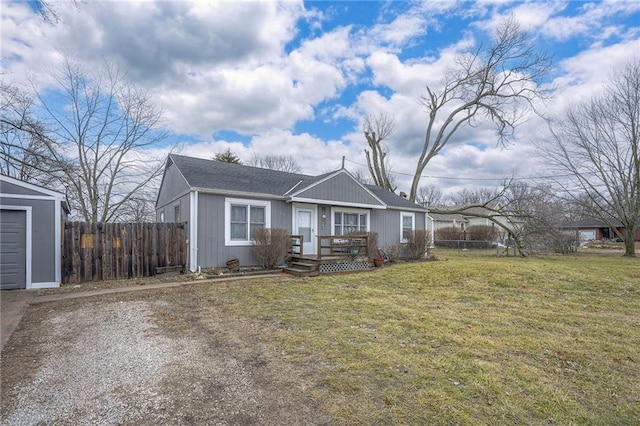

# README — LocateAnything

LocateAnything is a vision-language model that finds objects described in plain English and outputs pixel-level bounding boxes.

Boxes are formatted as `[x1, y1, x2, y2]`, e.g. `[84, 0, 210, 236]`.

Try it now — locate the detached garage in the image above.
[0, 175, 68, 289]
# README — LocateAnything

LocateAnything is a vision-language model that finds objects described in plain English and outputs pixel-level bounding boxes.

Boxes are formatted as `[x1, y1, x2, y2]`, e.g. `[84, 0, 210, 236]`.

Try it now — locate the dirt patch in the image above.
[1, 284, 333, 425]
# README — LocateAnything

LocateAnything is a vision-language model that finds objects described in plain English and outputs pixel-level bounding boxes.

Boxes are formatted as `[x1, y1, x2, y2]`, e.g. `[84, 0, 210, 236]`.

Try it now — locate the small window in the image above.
[174, 204, 181, 222]
[159, 211, 165, 223]
[401, 212, 415, 242]
[225, 198, 271, 246]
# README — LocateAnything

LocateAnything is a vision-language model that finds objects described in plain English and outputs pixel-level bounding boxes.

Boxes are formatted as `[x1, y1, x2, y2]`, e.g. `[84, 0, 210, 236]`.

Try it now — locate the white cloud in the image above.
[541, 1, 640, 42]
[2, 0, 638, 198]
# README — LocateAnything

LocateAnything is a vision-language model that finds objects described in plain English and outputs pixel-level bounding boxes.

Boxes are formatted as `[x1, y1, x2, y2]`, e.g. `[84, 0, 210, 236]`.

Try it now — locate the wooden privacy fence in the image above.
[63, 222, 187, 284]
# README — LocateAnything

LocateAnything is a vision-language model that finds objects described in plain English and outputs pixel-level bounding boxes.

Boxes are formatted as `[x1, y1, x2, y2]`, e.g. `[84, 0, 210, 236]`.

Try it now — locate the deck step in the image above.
[283, 267, 320, 277]
[290, 261, 317, 270]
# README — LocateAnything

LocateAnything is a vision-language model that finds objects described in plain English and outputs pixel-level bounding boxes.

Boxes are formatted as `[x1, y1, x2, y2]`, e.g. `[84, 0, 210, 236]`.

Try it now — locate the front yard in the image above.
[2, 250, 639, 424]
[214, 250, 639, 424]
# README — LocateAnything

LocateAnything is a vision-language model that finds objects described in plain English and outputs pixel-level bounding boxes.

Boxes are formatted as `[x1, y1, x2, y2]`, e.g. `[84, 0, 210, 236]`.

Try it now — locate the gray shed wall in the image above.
[0, 196, 58, 284]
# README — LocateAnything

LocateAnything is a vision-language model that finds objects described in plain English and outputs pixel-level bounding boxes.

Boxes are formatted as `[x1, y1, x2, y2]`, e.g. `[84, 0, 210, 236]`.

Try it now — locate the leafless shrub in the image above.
[405, 230, 431, 260]
[384, 244, 401, 263]
[435, 226, 462, 241]
[251, 228, 291, 269]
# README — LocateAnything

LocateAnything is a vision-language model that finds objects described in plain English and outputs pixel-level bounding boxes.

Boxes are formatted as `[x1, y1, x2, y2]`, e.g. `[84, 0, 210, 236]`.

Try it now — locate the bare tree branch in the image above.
[408, 16, 551, 201]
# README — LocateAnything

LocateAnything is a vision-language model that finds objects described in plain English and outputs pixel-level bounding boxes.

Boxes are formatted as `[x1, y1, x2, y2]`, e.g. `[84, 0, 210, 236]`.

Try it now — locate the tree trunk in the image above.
[624, 228, 636, 257]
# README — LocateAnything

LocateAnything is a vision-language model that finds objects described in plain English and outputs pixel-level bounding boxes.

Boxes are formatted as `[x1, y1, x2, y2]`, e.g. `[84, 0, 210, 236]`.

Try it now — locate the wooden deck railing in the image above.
[316, 235, 369, 260]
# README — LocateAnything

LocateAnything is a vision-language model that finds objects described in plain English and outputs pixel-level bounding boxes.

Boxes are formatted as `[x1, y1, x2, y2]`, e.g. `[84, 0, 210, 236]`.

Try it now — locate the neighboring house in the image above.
[155, 154, 427, 271]
[0, 175, 68, 289]
[426, 212, 469, 243]
[427, 205, 519, 242]
[561, 218, 640, 242]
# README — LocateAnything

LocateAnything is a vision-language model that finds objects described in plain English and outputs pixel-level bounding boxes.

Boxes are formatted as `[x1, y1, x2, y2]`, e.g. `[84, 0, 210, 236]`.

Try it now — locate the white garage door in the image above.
[0, 209, 27, 289]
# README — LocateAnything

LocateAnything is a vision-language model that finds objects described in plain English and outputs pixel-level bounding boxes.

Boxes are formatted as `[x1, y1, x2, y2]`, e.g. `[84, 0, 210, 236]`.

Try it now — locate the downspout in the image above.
[189, 191, 199, 272]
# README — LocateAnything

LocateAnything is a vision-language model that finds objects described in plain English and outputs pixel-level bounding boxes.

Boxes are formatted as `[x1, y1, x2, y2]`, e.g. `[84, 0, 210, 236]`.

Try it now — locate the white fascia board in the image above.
[289, 196, 386, 210]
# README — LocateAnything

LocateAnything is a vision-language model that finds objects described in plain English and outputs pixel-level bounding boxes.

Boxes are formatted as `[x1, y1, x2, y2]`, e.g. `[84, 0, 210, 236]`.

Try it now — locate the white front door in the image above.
[294, 204, 316, 255]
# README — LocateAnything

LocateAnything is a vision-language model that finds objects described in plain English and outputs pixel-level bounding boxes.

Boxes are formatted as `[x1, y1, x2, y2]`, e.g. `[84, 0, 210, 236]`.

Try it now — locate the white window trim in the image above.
[401, 211, 415, 243]
[330, 207, 370, 236]
[224, 198, 271, 246]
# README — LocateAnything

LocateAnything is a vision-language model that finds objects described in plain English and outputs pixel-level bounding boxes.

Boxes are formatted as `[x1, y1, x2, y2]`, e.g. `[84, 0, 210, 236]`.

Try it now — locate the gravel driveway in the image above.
[1, 285, 332, 425]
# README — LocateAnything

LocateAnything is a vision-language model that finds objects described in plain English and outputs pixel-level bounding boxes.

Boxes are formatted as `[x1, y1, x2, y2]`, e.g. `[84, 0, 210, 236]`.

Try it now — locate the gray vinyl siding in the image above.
[371, 210, 426, 247]
[317, 204, 332, 235]
[196, 193, 291, 268]
[295, 173, 383, 206]
[0, 196, 57, 284]
[156, 162, 190, 208]
[158, 193, 190, 223]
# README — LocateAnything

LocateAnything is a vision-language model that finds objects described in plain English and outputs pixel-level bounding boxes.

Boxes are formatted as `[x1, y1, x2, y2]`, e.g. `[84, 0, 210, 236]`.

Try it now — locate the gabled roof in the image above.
[166, 154, 425, 211]
[168, 154, 307, 196]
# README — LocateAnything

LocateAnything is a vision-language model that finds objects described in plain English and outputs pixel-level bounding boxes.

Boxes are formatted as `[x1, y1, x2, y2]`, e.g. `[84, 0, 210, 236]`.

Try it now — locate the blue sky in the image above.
[3, 0, 639, 195]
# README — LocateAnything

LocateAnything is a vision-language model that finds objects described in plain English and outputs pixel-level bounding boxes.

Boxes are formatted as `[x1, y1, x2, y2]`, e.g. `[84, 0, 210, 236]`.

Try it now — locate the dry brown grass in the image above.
[202, 250, 639, 424]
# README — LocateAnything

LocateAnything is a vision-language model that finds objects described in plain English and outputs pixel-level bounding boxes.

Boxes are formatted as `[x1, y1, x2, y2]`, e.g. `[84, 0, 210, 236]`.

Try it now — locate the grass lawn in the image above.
[202, 251, 640, 424]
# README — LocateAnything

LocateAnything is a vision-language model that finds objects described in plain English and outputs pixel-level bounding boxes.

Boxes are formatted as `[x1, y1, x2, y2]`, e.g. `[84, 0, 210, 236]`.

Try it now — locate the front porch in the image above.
[284, 234, 375, 277]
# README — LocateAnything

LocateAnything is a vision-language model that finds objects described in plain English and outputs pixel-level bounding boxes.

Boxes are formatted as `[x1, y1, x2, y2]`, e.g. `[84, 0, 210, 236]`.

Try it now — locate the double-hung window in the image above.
[401, 212, 415, 242]
[332, 208, 369, 236]
[225, 198, 271, 246]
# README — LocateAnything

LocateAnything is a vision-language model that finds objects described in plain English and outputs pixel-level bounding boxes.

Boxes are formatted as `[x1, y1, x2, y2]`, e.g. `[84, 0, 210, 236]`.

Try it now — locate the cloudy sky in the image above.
[2, 0, 639, 196]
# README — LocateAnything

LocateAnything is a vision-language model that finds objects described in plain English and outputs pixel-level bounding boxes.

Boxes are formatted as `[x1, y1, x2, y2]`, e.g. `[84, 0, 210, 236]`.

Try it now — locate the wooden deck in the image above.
[284, 234, 374, 277]
[284, 254, 373, 277]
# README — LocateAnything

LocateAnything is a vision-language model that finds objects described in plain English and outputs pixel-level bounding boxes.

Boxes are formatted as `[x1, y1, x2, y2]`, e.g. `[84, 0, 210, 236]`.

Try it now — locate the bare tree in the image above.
[0, 82, 69, 185]
[407, 17, 551, 201]
[363, 113, 396, 192]
[33, 58, 168, 222]
[416, 184, 444, 207]
[543, 60, 640, 257]
[447, 187, 502, 206]
[249, 153, 301, 173]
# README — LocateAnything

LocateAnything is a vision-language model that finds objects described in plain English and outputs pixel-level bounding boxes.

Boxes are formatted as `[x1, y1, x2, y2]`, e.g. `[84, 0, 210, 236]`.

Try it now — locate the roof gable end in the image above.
[290, 169, 386, 208]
